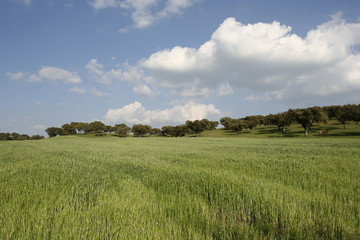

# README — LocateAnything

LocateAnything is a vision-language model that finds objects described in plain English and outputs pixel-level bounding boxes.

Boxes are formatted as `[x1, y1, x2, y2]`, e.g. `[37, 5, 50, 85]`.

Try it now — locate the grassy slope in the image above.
[1, 136, 359, 239]
[201, 120, 360, 138]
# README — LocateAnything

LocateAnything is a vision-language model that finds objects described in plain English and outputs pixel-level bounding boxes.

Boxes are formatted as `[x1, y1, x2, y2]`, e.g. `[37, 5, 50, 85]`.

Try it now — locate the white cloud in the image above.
[90, 87, 110, 97]
[139, 14, 360, 105]
[86, 59, 104, 76]
[175, 86, 211, 99]
[217, 83, 234, 96]
[5, 67, 82, 84]
[38, 67, 82, 84]
[132, 84, 156, 96]
[5, 72, 25, 80]
[103, 101, 222, 126]
[28, 74, 41, 83]
[86, 59, 156, 96]
[89, 0, 199, 29]
[69, 87, 86, 94]
[89, 0, 120, 9]
[86, 58, 122, 85]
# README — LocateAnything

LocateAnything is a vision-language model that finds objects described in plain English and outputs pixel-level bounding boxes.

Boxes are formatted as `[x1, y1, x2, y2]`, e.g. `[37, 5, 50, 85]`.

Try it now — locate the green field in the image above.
[1, 136, 359, 239]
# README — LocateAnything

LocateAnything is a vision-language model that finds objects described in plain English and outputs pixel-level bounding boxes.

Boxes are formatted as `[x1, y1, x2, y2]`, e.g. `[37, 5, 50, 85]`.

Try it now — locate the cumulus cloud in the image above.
[6, 67, 82, 84]
[132, 84, 156, 96]
[139, 14, 360, 105]
[89, 0, 199, 29]
[38, 67, 82, 84]
[103, 101, 222, 126]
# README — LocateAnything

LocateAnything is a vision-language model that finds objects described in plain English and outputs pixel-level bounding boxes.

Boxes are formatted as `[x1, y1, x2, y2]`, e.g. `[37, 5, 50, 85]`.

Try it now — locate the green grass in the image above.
[1, 136, 359, 239]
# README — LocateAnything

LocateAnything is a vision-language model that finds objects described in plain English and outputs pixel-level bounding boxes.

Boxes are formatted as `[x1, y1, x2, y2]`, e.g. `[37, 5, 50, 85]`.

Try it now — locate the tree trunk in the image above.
[305, 128, 308, 137]
[282, 126, 286, 132]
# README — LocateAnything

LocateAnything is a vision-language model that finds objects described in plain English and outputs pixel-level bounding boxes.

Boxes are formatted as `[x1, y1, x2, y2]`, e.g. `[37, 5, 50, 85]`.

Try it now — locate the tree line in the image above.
[2, 104, 358, 141]
[0, 132, 44, 141]
[45, 119, 219, 138]
[43, 104, 360, 138]
[221, 104, 360, 137]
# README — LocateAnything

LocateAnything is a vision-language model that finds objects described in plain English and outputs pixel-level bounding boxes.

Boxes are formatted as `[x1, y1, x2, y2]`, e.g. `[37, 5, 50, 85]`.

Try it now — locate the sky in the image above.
[1, 0, 360, 136]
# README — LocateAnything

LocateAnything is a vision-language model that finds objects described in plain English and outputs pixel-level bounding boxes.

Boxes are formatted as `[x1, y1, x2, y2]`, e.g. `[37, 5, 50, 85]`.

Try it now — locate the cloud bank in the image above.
[104, 101, 222, 126]
[139, 14, 360, 105]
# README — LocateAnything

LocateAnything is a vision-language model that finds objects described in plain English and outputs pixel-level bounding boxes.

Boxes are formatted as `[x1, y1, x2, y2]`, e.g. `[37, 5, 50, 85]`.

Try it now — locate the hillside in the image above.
[200, 120, 360, 138]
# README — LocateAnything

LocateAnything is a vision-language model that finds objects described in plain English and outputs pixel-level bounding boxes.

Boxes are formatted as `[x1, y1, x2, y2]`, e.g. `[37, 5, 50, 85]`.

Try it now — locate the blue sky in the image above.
[1, 0, 360, 136]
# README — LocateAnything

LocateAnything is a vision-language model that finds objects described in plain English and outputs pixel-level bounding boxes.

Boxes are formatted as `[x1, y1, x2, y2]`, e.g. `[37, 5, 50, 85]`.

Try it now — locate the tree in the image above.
[186, 119, 208, 137]
[74, 122, 89, 134]
[330, 105, 357, 129]
[17, 134, 30, 140]
[161, 126, 175, 137]
[220, 117, 232, 129]
[291, 108, 326, 137]
[132, 124, 151, 137]
[227, 119, 245, 134]
[11, 132, 20, 140]
[61, 123, 77, 135]
[309, 106, 327, 127]
[150, 128, 162, 136]
[207, 120, 219, 130]
[173, 125, 189, 137]
[30, 135, 45, 140]
[243, 116, 261, 132]
[103, 125, 113, 133]
[266, 112, 293, 132]
[90, 121, 105, 136]
[115, 124, 131, 137]
[0, 133, 11, 141]
[45, 127, 63, 137]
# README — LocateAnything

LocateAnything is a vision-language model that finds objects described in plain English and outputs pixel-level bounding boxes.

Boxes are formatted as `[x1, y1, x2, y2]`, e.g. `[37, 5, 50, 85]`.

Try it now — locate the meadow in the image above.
[1, 136, 359, 239]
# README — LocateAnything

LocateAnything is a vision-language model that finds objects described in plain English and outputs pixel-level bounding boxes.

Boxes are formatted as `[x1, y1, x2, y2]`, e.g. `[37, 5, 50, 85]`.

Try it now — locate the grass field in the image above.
[1, 136, 360, 239]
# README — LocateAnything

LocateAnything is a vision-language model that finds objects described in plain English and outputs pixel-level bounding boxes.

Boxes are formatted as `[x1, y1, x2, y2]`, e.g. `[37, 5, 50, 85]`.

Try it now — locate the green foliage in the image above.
[30, 135, 45, 140]
[220, 117, 232, 129]
[227, 119, 245, 134]
[324, 104, 360, 128]
[290, 107, 327, 137]
[0, 137, 359, 239]
[45, 127, 63, 137]
[186, 119, 209, 136]
[114, 124, 131, 137]
[266, 112, 293, 132]
[150, 128, 162, 136]
[132, 124, 152, 137]
[0, 133, 11, 141]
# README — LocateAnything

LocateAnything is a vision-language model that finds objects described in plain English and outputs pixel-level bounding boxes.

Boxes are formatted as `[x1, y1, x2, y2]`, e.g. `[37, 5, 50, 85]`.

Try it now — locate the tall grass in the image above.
[1, 137, 359, 239]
